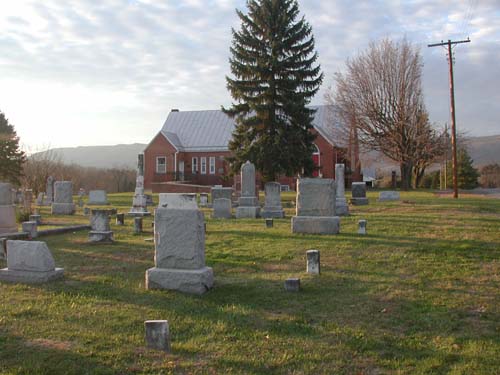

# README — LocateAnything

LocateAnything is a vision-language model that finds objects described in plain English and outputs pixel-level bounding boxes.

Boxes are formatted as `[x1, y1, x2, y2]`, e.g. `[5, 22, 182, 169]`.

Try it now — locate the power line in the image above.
[428, 38, 470, 199]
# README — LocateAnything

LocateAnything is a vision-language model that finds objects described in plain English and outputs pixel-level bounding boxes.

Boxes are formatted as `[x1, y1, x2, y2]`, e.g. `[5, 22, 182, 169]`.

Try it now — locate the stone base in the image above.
[88, 231, 114, 243]
[145, 267, 214, 295]
[238, 196, 258, 206]
[0, 205, 17, 235]
[261, 208, 285, 218]
[128, 208, 151, 217]
[0, 267, 64, 284]
[235, 206, 260, 219]
[350, 198, 369, 206]
[52, 203, 75, 215]
[291, 216, 340, 234]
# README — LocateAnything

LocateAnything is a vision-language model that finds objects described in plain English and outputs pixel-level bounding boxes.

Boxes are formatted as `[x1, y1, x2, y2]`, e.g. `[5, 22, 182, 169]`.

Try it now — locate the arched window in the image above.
[312, 144, 320, 177]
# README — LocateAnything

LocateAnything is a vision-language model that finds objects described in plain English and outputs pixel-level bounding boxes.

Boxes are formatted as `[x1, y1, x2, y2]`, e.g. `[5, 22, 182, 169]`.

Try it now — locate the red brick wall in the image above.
[144, 133, 178, 191]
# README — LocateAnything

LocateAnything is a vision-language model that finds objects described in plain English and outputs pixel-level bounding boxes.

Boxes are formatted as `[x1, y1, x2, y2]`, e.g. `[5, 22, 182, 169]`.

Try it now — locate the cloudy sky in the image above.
[0, 0, 498, 150]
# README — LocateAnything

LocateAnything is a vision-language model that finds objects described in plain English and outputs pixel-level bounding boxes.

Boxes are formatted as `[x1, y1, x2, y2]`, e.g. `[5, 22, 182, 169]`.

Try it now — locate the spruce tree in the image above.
[447, 148, 479, 189]
[224, 0, 323, 181]
[0, 111, 26, 185]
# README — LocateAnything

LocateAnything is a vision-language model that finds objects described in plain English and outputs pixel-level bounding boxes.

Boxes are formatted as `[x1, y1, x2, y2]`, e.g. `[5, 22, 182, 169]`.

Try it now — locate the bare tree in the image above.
[333, 38, 433, 190]
[21, 146, 62, 194]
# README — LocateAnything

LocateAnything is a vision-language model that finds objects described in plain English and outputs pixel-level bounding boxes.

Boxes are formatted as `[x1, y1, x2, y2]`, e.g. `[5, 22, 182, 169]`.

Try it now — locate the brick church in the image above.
[143, 105, 348, 193]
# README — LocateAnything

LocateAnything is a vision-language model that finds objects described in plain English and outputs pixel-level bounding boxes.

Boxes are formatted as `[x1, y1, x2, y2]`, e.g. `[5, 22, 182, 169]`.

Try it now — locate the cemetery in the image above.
[0, 185, 498, 374]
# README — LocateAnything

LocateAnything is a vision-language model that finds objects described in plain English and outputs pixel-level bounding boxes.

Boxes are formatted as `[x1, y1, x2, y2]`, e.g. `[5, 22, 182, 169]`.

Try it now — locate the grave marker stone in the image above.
[335, 164, 349, 216]
[212, 198, 232, 219]
[236, 161, 260, 218]
[51, 181, 75, 215]
[261, 182, 285, 218]
[89, 209, 114, 242]
[350, 182, 369, 205]
[0, 183, 17, 235]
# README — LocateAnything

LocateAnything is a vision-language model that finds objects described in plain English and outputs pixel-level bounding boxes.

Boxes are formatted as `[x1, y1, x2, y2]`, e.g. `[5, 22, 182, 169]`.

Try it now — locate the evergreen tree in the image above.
[224, 0, 323, 181]
[447, 148, 479, 189]
[0, 111, 26, 185]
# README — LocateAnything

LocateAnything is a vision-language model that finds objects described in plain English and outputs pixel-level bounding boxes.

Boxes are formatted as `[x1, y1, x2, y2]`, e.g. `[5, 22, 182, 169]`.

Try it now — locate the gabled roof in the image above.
[159, 105, 343, 152]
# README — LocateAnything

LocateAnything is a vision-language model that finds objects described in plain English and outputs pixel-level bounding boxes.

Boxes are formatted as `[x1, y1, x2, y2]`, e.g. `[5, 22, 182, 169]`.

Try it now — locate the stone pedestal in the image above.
[212, 198, 232, 219]
[335, 164, 349, 216]
[52, 181, 75, 215]
[145, 320, 171, 352]
[87, 190, 108, 205]
[235, 161, 260, 218]
[0, 240, 64, 283]
[0, 183, 17, 235]
[306, 250, 320, 274]
[291, 178, 340, 235]
[145, 208, 213, 294]
[351, 182, 369, 205]
[261, 182, 285, 218]
[89, 209, 114, 243]
[22, 221, 38, 239]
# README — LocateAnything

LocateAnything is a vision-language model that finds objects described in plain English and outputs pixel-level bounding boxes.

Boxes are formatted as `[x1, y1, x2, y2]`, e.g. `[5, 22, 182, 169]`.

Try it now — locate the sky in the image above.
[0, 0, 498, 151]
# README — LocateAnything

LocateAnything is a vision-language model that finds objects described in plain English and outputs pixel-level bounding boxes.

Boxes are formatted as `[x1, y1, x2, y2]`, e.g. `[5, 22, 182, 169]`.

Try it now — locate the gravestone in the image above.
[306, 250, 320, 274]
[0, 240, 64, 283]
[36, 192, 45, 206]
[212, 198, 232, 219]
[291, 178, 340, 234]
[0, 238, 5, 260]
[134, 217, 143, 234]
[350, 182, 369, 205]
[52, 181, 75, 215]
[0, 183, 17, 235]
[265, 218, 273, 228]
[29, 214, 42, 225]
[145, 207, 214, 294]
[378, 191, 400, 202]
[358, 220, 367, 235]
[335, 164, 349, 216]
[22, 221, 38, 239]
[261, 182, 285, 218]
[144, 320, 171, 352]
[89, 209, 114, 242]
[211, 186, 232, 204]
[88, 190, 108, 205]
[284, 278, 300, 292]
[158, 193, 197, 210]
[46, 176, 55, 205]
[129, 154, 150, 216]
[23, 189, 33, 215]
[236, 161, 260, 218]
[199, 193, 209, 207]
[116, 213, 125, 226]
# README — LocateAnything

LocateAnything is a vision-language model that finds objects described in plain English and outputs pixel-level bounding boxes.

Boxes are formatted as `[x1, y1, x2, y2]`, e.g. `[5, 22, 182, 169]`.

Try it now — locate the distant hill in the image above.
[31, 135, 499, 171]
[32, 143, 147, 169]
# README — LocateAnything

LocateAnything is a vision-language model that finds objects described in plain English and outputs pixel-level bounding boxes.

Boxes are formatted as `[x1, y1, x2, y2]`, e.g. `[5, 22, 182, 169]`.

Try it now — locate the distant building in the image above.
[143, 106, 348, 193]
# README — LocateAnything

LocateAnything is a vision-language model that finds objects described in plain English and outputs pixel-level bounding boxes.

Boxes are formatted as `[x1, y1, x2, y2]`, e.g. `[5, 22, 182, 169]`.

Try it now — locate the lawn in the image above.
[1, 191, 499, 374]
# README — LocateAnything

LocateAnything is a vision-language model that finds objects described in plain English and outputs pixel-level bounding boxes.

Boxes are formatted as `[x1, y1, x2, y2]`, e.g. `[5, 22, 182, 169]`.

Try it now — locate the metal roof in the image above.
[160, 105, 343, 152]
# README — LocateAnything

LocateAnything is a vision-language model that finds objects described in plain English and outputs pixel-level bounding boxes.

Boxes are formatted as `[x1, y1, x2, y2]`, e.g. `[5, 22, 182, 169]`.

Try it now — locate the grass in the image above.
[1, 191, 499, 374]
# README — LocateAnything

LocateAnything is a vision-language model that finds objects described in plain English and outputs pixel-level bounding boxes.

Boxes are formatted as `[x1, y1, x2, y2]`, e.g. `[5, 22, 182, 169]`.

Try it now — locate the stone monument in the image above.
[88, 190, 108, 205]
[306, 250, 320, 274]
[52, 181, 75, 215]
[158, 193, 197, 209]
[212, 198, 232, 219]
[211, 186, 233, 204]
[261, 182, 285, 218]
[145, 206, 214, 294]
[335, 164, 349, 216]
[46, 176, 55, 205]
[236, 161, 260, 218]
[0, 183, 17, 235]
[199, 193, 209, 207]
[291, 178, 340, 234]
[129, 154, 150, 216]
[0, 240, 64, 283]
[145, 320, 171, 352]
[89, 209, 114, 242]
[350, 182, 369, 205]
[378, 191, 400, 202]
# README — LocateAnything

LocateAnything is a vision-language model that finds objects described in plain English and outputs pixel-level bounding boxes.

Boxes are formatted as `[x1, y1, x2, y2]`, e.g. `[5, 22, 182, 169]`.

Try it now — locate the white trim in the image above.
[200, 157, 207, 174]
[156, 156, 167, 174]
[313, 143, 321, 167]
[209, 157, 216, 174]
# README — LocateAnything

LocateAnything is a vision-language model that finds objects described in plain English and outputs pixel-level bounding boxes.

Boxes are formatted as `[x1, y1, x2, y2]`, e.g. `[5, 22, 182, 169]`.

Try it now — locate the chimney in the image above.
[171, 109, 179, 112]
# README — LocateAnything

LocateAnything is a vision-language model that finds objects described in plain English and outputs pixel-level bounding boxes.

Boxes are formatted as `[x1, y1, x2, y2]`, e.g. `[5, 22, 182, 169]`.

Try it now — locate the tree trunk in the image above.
[413, 166, 426, 189]
[400, 162, 413, 191]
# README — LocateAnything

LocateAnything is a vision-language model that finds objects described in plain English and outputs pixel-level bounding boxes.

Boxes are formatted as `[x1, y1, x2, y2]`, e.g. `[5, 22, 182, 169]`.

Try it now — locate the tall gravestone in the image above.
[236, 161, 260, 218]
[350, 182, 369, 205]
[89, 209, 114, 242]
[51, 181, 75, 215]
[145, 206, 214, 294]
[46, 176, 55, 205]
[291, 178, 340, 234]
[261, 182, 285, 218]
[0, 183, 17, 235]
[129, 154, 150, 216]
[335, 164, 349, 216]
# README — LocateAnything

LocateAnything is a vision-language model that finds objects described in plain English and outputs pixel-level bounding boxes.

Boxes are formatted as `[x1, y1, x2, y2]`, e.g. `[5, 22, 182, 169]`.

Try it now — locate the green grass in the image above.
[1, 191, 499, 374]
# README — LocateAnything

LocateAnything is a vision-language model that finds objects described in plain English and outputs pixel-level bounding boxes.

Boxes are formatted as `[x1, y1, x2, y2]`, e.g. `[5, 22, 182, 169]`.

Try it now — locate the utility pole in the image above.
[428, 38, 470, 199]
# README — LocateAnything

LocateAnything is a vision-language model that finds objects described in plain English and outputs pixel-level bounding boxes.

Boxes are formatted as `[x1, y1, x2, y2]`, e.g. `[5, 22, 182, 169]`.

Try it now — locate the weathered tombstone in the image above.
[116, 213, 125, 226]
[0, 183, 17, 235]
[78, 196, 84, 208]
[87, 190, 108, 205]
[378, 191, 400, 202]
[145, 207, 214, 294]
[129, 154, 150, 216]
[134, 217, 143, 234]
[29, 214, 42, 225]
[284, 278, 300, 292]
[0, 240, 64, 283]
[22, 221, 38, 239]
[36, 192, 45, 206]
[265, 218, 273, 228]
[23, 189, 33, 215]
[350, 182, 369, 205]
[46, 176, 55, 205]
[144, 320, 171, 352]
[158, 193, 197, 209]
[0, 238, 5, 260]
[51, 181, 75, 215]
[89, 209, 114, 242]
[261, 182, 285, 218]
[211, 186, 232, 203]
[236, 161, 260, 218]
[212, 198, 232, 219]
[199, 193, 209, 207]
[358, 220, 367, 235]
[291, 178, 340, 234]
[306, 250, 320, 274]
[335, 164, 349, 216]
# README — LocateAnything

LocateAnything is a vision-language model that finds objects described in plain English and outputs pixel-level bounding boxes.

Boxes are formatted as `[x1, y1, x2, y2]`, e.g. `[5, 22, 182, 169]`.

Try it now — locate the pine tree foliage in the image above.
[0, 111, 25, 185]
[447, 147, 479, 189]
[224, 0, 323, 181]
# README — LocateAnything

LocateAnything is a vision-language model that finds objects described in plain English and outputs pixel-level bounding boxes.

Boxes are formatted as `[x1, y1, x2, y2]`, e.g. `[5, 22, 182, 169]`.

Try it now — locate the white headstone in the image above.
[87, 190, 108, 205]
[158, 193, 197, 210]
